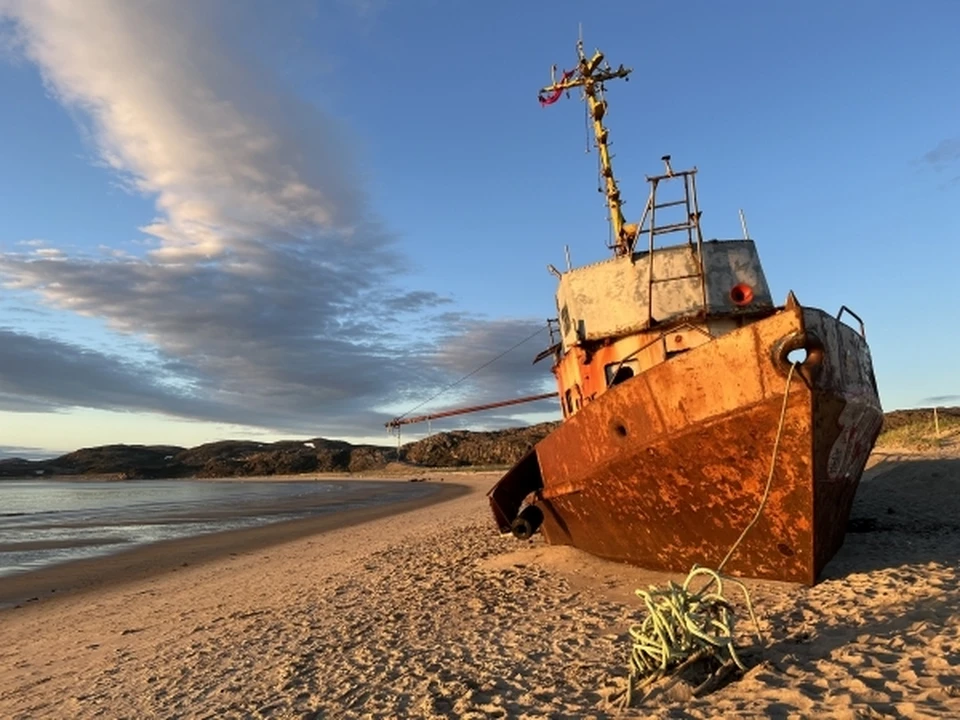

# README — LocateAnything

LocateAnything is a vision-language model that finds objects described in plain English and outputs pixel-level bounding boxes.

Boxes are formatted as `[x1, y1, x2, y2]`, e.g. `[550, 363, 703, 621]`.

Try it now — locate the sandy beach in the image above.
[1, 456, 958, 719]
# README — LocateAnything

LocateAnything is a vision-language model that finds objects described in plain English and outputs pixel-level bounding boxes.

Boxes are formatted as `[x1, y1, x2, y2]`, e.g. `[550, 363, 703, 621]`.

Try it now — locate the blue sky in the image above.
[0, 0, 958, 457]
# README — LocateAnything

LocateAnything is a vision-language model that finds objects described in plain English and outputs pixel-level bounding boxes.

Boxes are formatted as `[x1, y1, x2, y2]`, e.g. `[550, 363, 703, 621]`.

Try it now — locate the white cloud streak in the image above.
[0, 0, 557, 438]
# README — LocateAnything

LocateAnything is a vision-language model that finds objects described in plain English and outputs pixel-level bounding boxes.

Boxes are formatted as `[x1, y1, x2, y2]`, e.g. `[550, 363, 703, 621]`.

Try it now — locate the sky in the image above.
[0, 0, 958, 458]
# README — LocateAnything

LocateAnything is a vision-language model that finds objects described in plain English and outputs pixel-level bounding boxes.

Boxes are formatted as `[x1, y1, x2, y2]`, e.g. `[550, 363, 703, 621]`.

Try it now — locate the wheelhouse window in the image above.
[605, 360, 640, 387]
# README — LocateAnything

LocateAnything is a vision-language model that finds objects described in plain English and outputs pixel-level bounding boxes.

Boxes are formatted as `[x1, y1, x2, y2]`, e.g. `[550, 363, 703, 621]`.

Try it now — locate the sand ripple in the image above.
[0, 458, 958, 719]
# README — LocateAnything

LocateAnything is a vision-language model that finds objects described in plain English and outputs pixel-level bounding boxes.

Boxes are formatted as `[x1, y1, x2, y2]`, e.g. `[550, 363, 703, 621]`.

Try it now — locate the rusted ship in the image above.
[480, 39, 884, 586]
[387, 38, 883, 585]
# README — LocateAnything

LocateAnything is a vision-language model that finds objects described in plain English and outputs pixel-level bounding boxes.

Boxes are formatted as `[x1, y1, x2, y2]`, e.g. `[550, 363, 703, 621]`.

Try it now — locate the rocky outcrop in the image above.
[401, 422, 559, 467]
[0, 457, 43, 477]
[176, 440, 317, 478]
[45, 444, 185, 478]
[174, 439, 394, 477]
[0, 427, 546, 479]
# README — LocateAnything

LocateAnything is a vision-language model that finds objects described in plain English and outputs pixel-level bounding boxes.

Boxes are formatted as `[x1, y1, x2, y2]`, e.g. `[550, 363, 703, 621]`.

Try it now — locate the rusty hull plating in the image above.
[488, 298, 882, 585]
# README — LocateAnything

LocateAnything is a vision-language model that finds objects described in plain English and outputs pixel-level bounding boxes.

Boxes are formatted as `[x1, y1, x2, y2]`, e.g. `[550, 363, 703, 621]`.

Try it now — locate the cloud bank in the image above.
[0, 0, 555, 438]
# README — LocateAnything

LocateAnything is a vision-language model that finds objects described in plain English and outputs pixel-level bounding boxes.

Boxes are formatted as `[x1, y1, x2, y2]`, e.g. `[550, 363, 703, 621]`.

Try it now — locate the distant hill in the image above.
[876, 406, 960, 451]
[0, 422, 560, 479]
[3, 407, 954, 480]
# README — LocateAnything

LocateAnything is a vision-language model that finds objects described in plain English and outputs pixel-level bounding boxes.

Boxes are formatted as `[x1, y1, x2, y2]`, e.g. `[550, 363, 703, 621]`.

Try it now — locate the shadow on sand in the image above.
[747, 457, 960, 718]
[826, 457, 960, 577]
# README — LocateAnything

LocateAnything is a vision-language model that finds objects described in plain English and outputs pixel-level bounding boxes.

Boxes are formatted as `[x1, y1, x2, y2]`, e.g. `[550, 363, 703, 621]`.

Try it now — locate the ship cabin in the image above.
[538, 164, 777, 420]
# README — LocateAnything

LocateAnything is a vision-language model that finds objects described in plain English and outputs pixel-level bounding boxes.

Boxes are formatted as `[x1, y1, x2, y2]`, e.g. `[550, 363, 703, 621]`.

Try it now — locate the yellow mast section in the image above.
[539, 38, 634, 257]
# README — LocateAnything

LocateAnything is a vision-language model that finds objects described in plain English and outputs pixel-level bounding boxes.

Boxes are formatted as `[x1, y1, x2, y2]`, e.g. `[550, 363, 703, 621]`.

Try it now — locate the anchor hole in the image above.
[786, 348, 808, 365]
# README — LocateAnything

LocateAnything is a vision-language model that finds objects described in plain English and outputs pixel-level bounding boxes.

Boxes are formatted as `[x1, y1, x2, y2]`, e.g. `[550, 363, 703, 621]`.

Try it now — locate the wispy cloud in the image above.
[2, 305, 50, 316]
[0, 1, 555, 438]
[921, 138, 960, 170]
[0, 328, 218, 417]
[919, 394, 960, 406]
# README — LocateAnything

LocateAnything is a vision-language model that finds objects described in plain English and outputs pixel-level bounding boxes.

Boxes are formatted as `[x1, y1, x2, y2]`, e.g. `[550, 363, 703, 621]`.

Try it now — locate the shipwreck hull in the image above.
[489, 303, 882, 585]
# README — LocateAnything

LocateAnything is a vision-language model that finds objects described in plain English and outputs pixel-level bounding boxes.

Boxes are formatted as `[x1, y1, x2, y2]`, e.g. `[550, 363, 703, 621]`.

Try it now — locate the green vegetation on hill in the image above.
[876, 407, 960, 451]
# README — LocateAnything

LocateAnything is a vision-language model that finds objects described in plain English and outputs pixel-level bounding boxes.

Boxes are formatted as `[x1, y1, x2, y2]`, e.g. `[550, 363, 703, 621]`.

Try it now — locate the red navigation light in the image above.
[730, 283, 754, 306]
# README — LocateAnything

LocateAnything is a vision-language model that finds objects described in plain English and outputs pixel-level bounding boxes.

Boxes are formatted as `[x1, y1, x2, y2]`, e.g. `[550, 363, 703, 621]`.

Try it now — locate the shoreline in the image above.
[0, 465, 510, 483]
[0, 478, 469, 610]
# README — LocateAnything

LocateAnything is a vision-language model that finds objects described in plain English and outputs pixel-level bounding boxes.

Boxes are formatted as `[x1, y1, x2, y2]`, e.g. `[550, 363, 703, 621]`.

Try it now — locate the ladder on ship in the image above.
[536, 37, 709, 327]
[635, 155, 708, 325]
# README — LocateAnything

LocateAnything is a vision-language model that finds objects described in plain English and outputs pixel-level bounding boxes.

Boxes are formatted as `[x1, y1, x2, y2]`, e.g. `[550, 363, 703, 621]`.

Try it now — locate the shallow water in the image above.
[0, 478, 422, 577]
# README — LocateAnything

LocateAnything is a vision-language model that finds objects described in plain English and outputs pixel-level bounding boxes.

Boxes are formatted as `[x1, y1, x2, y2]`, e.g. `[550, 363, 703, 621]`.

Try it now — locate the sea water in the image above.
[0, 478, 426, 577]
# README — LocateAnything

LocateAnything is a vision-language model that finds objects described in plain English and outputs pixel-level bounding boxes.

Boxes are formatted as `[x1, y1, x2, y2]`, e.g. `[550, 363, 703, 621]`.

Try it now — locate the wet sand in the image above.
[0, 460, 958, 719]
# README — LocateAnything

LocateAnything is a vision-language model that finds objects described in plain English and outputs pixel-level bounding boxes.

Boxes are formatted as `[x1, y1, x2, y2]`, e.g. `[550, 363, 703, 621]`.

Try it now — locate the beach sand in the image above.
[0, 456, 957, 719]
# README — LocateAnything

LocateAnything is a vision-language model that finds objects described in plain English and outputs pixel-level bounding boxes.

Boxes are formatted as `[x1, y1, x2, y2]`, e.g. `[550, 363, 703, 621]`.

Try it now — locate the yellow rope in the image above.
[623, 566, 762, 706]
[619, 362, 798, 708]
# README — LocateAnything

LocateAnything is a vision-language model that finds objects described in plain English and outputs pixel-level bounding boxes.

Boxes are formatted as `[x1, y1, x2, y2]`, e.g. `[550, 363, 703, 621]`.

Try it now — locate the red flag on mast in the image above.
[538, 69, 576, 106]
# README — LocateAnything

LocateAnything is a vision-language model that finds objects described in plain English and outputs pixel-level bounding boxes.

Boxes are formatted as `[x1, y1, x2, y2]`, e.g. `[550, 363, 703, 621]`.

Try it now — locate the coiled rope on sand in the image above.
[623, 565, 761, 705]
[620, 362, 798, 707]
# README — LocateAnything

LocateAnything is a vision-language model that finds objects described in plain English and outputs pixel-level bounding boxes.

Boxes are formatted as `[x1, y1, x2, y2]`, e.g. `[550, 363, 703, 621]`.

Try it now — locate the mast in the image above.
[539, 36, 635, 257]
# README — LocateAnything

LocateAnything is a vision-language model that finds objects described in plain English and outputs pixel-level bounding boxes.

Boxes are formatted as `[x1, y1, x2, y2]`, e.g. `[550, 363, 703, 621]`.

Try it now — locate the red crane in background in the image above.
[384, 391, 558, 429]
